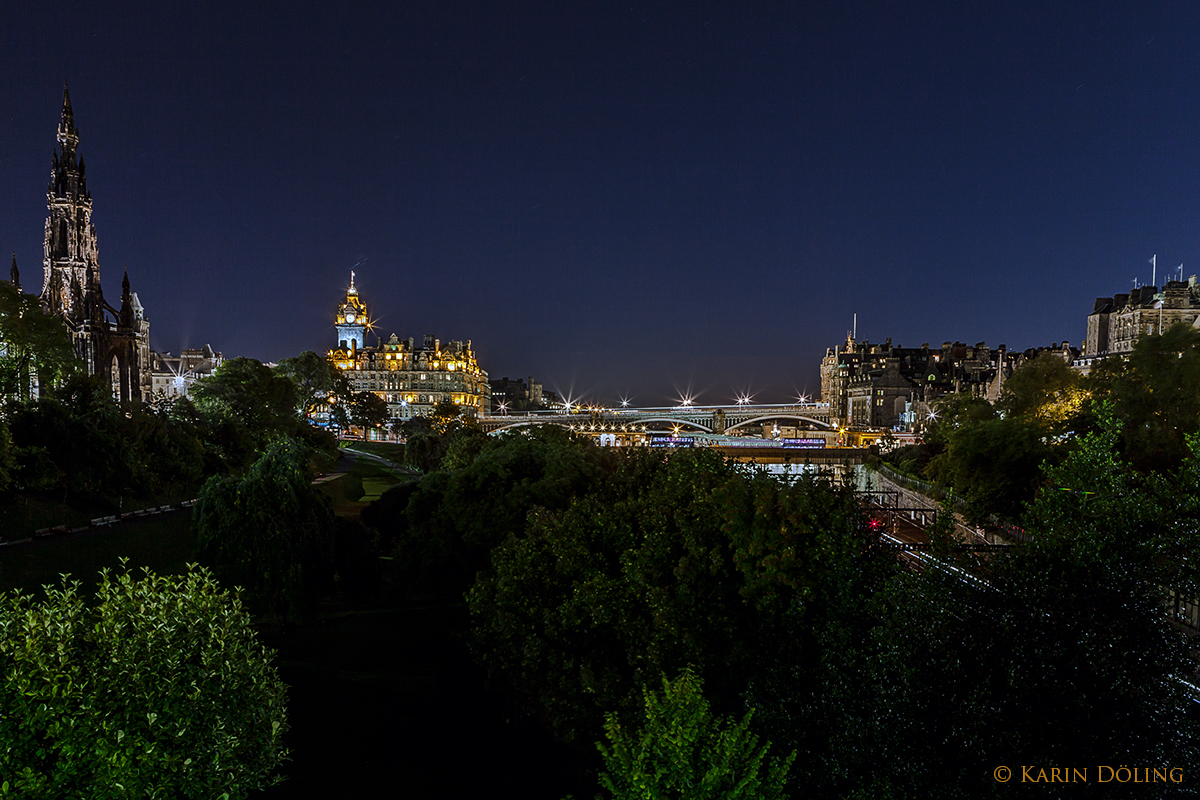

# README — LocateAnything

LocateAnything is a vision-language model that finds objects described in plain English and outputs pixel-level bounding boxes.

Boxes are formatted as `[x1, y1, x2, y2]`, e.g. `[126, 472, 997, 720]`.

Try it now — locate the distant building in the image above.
[1083, 278, 1200, 361]
[327, 273, 490, 420]
[489, 375, 550, 412]
[149, 345, 223, 400]
[820, 334, 1077, 430]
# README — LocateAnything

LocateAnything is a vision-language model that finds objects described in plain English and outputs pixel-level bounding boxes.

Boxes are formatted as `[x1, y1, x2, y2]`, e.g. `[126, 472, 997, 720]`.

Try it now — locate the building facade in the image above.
[39, 86, 151, 401]
[1084, 278, 1200, 359]
[820, 334, 1077, 430]
[327, 275, 490, 420]
[149, 345, 223, 400]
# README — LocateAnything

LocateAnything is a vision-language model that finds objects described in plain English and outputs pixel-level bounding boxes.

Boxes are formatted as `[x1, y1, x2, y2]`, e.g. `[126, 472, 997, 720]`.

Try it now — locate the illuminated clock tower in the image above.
[335, 270, 368, 351]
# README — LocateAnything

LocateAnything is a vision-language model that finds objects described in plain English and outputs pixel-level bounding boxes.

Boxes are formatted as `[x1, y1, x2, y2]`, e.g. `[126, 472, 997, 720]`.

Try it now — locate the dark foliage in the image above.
[194, 439, 337, 622]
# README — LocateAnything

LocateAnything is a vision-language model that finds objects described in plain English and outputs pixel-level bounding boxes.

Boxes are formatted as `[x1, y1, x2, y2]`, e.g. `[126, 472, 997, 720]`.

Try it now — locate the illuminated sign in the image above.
[649, 436, 695, 448]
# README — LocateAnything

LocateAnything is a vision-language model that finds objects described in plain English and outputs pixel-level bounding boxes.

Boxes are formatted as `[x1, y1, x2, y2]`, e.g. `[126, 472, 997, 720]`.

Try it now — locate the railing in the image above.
[875, 462, 967, 512]
[1170, 591, 1200, 632]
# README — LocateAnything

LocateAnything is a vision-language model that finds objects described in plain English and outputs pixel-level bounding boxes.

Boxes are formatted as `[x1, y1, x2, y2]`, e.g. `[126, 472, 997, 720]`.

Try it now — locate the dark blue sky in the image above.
[2, 2, 1198, 405]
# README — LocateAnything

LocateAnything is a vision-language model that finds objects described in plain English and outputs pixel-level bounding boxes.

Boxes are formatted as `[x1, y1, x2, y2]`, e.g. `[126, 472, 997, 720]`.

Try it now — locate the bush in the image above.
[0, 565, 288, 799]
[594, 668, 794, 800]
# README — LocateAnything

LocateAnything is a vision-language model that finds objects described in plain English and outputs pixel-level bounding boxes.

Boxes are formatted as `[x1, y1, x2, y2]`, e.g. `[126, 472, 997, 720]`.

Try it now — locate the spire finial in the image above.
[10, 253, 18, 290]
[349, 269, 357, 294]
[61, 82, 75, 127]
[58, 81, 79, 157]
[122, 268, 130, 297]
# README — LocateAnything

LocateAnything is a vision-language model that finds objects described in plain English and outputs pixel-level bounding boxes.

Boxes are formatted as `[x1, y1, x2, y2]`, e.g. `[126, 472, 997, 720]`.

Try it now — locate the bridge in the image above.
[479, 402, 834, 438]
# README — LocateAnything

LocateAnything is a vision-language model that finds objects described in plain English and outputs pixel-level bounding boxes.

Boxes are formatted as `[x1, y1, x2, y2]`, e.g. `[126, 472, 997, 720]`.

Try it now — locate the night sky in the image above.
[2, 2, 1199, 406]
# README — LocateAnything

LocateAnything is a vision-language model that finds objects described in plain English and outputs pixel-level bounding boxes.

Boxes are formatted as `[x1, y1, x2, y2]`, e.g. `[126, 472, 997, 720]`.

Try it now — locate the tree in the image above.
[5, 380, 138, 503]
[275, 350, 347, 418]
[858, 416, 1200, 797]
[0, 280, 79, 401]
[194, 439, 336, 621]
[996, 350, 1086, 427]
[430, 398, 468, 433]
[0, 421, 15, 493]
[0, 565, 288, 799]
[1090, 323, 1200, 472]
[349, 389, 389, 430]
[924, 392, 996, 447]
[364, 426, 604, 591]
[467, 447, 891, 766]
[594, 668, 794, 800]
[925, 414, 1053, 522]
[190, 357, 299, 439]
[121, 400, 207, 499]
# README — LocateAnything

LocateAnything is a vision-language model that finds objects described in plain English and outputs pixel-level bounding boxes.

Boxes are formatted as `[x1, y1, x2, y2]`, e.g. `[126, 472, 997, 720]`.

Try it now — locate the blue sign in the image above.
[649, 436, 695, 448]
[780, 438, 826, 449]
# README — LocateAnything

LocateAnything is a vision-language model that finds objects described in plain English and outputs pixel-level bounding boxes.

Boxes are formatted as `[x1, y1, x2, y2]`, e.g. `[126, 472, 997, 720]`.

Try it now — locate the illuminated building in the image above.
[39, 85, 152, 401]
[327, 274, 490, 420]
[149, 345, 223, 400]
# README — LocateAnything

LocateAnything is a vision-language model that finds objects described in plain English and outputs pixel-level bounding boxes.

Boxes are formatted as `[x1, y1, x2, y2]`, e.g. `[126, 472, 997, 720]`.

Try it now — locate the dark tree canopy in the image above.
[275, 350, 347, 418]
[194, 439, 336, 621]
[0, 280, 79, 400]
[1089, 323, 1200, 472]
[190, 357, 299, 436]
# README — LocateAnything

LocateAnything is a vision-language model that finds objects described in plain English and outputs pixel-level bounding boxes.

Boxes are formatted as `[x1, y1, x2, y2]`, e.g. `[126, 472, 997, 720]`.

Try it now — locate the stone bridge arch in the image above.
[724, 414, 833, 432]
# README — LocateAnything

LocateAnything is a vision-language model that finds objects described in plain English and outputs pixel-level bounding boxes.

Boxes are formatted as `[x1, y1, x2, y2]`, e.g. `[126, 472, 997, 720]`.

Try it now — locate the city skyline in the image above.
[3, 3, 1199, 406]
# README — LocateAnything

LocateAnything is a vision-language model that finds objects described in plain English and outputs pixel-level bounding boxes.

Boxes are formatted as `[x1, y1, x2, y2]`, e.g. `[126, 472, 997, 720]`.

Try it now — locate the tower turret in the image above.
[119, 269, 134, 329]
[335, 270, 369, 351]
[9, 253, 18, 291]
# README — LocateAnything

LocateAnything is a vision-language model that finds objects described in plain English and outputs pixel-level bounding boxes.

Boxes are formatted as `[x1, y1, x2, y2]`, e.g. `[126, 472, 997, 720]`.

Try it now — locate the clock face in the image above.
[345, 313, 356, 323]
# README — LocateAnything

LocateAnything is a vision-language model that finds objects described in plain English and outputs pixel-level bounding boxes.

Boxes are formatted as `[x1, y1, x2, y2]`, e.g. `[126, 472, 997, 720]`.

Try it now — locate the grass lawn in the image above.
[0, 511, 197, 597]
[341, 440, 408, 465]
[315, 450, 413, 518]
[0, 487, 198, 543]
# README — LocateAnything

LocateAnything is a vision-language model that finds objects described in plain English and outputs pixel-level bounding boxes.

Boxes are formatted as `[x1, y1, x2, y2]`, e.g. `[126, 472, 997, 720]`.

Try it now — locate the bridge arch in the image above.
[485, 419, 572, 435]
[634, 417, 712, 433]
[724, 414, 833, 432]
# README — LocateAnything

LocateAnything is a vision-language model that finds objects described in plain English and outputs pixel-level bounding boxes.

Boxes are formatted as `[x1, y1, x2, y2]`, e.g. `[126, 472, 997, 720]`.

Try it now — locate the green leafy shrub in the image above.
[0, 565, 288, 799]
[594, 668, 794, 800]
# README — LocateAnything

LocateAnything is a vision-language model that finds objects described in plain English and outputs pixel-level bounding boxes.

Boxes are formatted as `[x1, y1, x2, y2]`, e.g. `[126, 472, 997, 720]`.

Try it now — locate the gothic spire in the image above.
[58, 81, 79, 162]
[10, 253, 18, 291]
